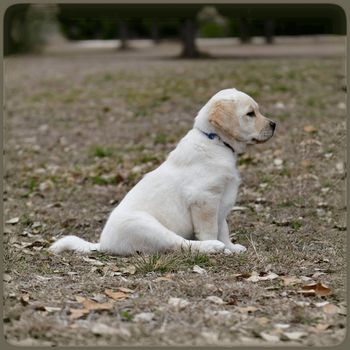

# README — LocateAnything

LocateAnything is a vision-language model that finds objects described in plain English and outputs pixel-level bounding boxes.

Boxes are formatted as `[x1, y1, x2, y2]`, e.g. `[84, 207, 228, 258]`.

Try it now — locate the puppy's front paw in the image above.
[198, 240, 226, 254]
[227, 243, 247, 253]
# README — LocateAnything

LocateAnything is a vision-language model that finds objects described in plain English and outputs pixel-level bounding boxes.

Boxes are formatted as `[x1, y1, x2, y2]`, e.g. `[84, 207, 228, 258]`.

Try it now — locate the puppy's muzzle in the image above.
[253, 120, 276, 143]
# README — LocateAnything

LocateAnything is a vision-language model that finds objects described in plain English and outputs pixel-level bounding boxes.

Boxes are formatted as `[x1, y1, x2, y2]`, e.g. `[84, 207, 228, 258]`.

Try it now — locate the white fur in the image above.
[49, 88, 274, 256]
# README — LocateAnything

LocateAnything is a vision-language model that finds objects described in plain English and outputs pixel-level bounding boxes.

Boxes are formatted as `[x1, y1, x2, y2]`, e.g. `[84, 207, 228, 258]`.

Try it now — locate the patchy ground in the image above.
[3, 41, 346, 346]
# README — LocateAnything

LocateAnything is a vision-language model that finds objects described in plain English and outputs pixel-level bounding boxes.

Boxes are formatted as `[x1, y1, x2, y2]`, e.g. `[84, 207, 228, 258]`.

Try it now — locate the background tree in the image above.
[180, 17, 200, 58]
[197, 6, 229, 38]
[4, 4, 58, 55]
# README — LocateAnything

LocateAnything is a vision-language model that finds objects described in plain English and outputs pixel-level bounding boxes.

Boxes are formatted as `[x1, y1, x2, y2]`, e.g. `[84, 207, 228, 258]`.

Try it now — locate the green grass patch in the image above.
[120, 310, 133, 322]
[90, 175, 118, 186]
[90, 146, 114, 158]
[133, 252, 182, 274]
[133, 249, 212, 274]
[154, 133, 168, 145]
[290, 220, 302, 231]
[136, 154, 159, 164]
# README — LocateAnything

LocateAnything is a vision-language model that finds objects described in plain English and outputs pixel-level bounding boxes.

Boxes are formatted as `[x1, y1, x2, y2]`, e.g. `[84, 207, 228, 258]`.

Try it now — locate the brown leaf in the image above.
[301, 159, 311, 167]
[104, 289, 129, 301]
[322, 303, 339, 315]
[298, 282, 331, 297]
[69, 308, 89, 320]
[257, 317, 270, 326]
[76, 296, 114, 310]
[303, 125, 317, 133]
[117, 287, 135, 293]
[310, 323, 331, 332]
[281, 276, 302, 286]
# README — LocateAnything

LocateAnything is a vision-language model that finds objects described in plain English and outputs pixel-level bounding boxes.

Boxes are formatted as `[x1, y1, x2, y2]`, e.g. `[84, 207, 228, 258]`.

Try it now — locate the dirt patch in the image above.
[3, 46, 346, 346]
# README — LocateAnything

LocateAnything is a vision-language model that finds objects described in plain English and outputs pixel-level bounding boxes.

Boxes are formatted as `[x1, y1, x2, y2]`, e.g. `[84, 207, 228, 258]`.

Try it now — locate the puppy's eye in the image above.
[247, 111, 255, 117]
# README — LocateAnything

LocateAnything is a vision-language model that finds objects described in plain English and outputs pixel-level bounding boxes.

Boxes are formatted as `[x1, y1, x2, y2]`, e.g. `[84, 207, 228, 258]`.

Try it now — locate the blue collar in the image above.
[199, 130, 235, 153]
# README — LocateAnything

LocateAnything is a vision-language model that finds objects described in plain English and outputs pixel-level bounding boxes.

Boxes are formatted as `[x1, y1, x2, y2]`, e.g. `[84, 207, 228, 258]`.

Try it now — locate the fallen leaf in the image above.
[39, 180, 54, 192]
[69, 308, 89, 320]
[303, 125, 317, 133]
[298, 282, 331, 297]
[75, 296, 114, 311]
[121, 265, 136, 275]
[260, 332, 280, 342]
[31, 222, 42, 229]
[246, 271, 260, 282]
[315, 301, 329, 307]
[104, 289, 129, 301]
[237, 306, 258, 313]
[246, 271, 279, 282]
[82, 257, 105, 266]
[310, 323, 331, 332]
[273, 158, 283, 166]
[257, 317, 270, 326]
[6, 217, 19, 224]
[117, 287, 135, 293]
[295, 301, 311, 307]
[274, 323, 290, 330]
[336, 162, 344, 173]
[193, 265, 207, 274]
[134, 312, 155, 322]
[282, 331, 307, 341]
[301, 159, 311, 167]
[259, 272, 279, 281]
[231, 206, 248, 211]
[322, 303, 339, 315]
[168, 297, 189, 310]
[91, 323, 130, 338]
[20, 294, 30, 305]
[206, 296, 225, 305]
[281, 276, 302, 286]
[312, 271, 325, 278]
[300, 276, 313, 282]
[233, 272, 251, 279]
[3, 274, 12, 282]
[44, 306, 61, 313]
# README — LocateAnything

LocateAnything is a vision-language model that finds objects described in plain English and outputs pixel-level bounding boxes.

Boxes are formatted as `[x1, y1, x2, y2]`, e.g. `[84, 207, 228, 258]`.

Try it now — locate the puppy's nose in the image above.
[269, 121, 276, 131]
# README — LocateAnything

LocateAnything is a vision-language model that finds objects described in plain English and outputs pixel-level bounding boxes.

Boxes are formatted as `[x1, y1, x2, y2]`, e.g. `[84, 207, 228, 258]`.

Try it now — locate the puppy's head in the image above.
[207, 88, 276, 154]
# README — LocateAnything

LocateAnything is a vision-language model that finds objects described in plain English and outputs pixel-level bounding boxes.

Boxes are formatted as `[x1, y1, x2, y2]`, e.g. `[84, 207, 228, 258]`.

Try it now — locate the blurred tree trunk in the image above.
[151, 20, 160, 44]
[238, 18, 251, 43]
[180, 18, 200, 58]
[264, 19, 275, 44]
[4, 4, 30, 55]
[118, 20, 129, 50]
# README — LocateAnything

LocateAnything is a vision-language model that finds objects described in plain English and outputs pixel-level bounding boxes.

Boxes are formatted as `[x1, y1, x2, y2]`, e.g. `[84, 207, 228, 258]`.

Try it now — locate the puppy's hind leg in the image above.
[100, 211, 226, 255]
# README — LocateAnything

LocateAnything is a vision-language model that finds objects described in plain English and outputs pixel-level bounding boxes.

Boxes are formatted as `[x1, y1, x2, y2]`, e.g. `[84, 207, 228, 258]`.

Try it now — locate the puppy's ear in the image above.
[208, 99, 236, 137]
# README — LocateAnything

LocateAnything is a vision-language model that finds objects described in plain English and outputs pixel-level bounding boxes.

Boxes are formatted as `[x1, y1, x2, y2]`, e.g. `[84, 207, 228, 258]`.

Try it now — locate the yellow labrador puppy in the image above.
[49, 88, 276, 255]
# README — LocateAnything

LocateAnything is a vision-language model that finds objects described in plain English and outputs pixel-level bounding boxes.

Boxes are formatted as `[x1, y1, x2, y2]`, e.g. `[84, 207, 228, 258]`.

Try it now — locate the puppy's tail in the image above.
[49, 235, 100, 254]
